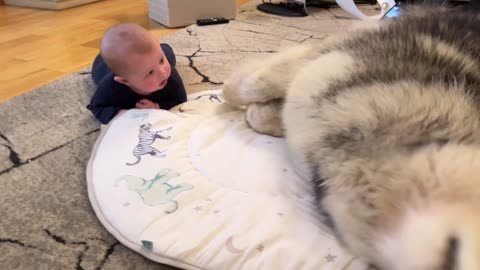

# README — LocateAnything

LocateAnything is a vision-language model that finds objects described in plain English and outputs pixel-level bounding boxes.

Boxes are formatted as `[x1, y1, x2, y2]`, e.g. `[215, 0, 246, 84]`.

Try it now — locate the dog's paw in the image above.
[245, 100, 284, 137]
[222, 63, 267, 107]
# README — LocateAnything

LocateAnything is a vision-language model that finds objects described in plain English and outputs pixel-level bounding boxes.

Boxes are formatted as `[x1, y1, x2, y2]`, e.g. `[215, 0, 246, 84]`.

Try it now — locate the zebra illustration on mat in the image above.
[126, 123, 172, 166]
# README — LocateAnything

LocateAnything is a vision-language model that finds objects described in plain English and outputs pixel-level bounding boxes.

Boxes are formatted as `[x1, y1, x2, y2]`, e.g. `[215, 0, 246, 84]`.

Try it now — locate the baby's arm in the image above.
[87, 102, 122, 125]
[86, 86, 123, 124]
[136, 99, 160, 109]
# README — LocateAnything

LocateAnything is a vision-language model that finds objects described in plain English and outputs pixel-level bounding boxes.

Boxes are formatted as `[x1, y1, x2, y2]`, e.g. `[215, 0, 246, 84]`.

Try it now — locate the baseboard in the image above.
[4, 0, 101, 10]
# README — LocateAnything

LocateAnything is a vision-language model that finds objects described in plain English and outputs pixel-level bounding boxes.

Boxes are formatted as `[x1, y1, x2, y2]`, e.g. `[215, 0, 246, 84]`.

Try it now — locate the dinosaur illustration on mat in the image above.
[115, 168, 193, 214]
[127, 123, 172, 166]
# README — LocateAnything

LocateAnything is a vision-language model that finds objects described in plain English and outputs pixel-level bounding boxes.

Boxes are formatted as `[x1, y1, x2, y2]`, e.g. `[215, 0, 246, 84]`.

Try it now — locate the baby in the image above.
[87, 23, 187, 124]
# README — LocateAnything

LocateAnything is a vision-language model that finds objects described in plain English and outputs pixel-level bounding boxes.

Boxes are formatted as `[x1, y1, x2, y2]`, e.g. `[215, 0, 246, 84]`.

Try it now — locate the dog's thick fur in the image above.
[222, 6, 480, 270]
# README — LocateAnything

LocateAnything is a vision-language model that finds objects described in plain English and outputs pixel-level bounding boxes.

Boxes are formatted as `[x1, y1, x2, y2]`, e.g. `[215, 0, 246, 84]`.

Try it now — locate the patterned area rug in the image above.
[0, 1, 377, 269]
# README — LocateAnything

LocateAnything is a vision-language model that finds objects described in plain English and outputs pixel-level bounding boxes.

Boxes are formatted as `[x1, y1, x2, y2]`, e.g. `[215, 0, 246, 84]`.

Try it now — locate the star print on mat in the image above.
[325, 254, 336, 263]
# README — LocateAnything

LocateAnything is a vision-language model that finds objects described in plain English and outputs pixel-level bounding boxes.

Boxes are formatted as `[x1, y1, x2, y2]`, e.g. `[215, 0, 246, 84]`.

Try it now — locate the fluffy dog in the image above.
[223, 6, 480, 270]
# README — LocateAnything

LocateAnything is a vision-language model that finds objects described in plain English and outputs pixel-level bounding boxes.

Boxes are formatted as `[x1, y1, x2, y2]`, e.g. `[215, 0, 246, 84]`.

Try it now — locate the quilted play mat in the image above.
[86, 90, 368, 270]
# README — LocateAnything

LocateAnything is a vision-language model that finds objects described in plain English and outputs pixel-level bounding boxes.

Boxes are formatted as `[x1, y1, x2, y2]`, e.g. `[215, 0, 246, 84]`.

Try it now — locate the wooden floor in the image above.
[0, 0, 250, 102]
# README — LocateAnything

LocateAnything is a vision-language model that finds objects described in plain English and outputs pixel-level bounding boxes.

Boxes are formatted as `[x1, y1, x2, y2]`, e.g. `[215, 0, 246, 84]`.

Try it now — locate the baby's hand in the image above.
[136, 99, 160, 109]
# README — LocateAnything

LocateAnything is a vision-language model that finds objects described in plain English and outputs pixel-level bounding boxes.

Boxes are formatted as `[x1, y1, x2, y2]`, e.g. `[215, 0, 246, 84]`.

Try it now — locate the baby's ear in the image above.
[114, 76, 129, 85]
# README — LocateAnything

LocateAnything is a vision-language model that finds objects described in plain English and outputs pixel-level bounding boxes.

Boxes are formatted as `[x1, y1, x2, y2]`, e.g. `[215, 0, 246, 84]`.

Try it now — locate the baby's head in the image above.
[100, 23, 171, 95]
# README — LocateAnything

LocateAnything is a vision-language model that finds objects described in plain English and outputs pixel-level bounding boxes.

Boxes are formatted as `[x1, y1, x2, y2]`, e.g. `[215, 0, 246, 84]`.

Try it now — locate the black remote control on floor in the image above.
[196, 17, 230, 26]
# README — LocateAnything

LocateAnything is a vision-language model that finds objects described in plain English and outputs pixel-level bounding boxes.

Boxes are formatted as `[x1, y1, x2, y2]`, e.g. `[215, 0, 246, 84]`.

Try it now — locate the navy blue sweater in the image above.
[87, 44, 187, 124]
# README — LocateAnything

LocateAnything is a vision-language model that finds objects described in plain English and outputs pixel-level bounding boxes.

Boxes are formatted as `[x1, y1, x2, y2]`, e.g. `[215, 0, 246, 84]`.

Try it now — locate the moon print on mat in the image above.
[225, 236, 245, 253]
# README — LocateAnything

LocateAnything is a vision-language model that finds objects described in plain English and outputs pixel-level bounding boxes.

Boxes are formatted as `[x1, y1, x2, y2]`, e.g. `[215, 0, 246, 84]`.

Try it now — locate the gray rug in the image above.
[0, 1, 377, 269]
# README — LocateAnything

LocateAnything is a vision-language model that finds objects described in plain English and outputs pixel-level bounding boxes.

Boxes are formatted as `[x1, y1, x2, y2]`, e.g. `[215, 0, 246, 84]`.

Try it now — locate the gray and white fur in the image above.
[223, 6, 480, 270]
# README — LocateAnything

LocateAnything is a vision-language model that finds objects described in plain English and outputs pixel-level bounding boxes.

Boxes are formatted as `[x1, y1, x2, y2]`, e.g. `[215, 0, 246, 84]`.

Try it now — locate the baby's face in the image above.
[126, 45, 172, 95]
